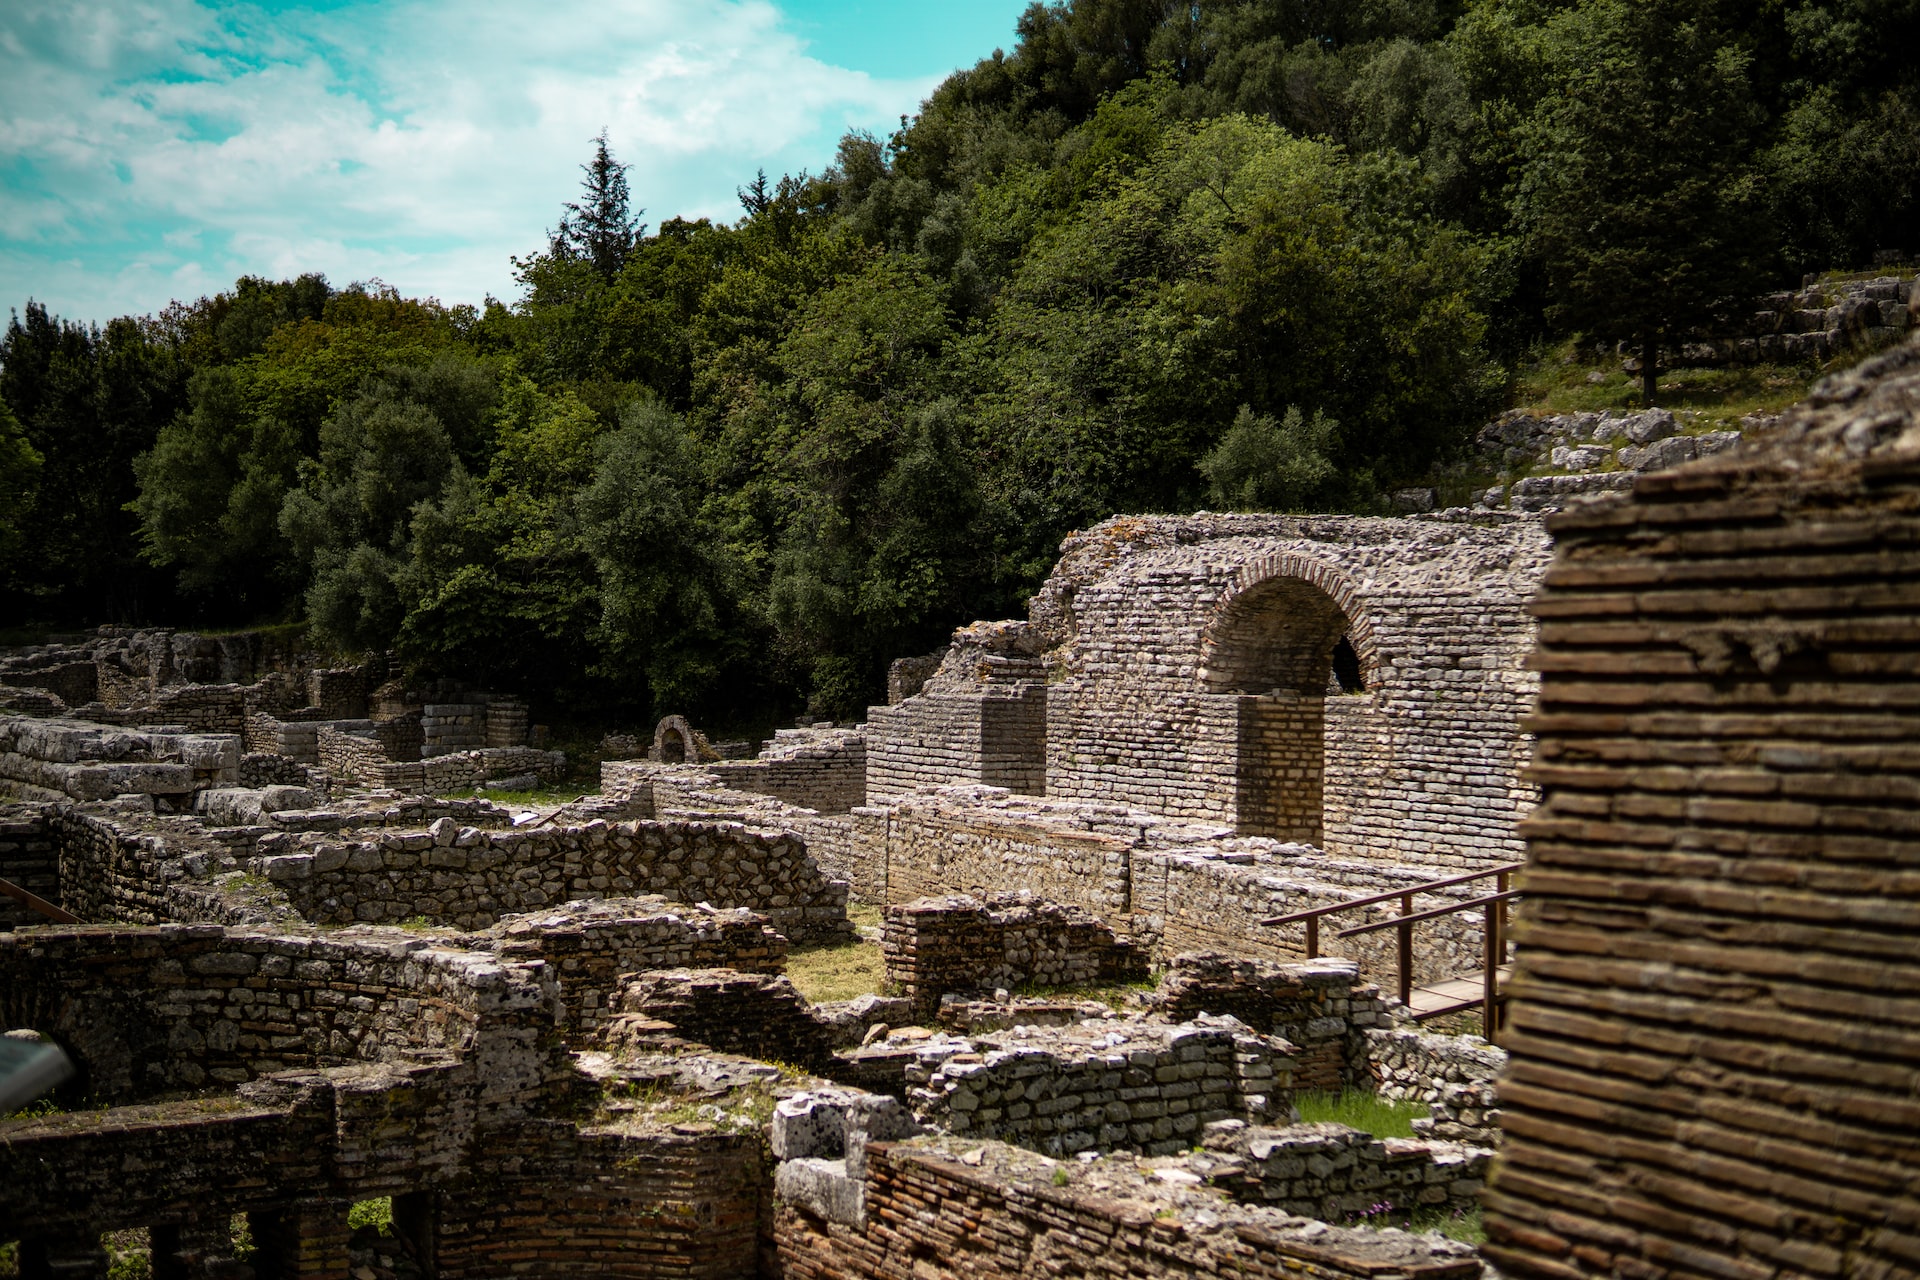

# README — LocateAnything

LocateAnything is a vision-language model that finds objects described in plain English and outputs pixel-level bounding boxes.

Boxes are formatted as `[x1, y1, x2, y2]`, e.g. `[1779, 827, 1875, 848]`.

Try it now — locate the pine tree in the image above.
[1517, 0, 1772, 404]
[551, 131, 643, 280]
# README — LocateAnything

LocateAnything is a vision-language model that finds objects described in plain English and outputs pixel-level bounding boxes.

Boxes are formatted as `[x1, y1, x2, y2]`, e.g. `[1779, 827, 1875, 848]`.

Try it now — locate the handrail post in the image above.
[1306, 914, 1319, 960]
[1483, 892, 1499, 1045]
[1398, 893, 1413, 1007]
[1492, 869, 1511, 1039]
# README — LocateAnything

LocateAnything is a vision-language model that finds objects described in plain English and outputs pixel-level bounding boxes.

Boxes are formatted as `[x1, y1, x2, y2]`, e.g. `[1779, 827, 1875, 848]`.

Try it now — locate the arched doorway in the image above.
[651, 715, 699, 765]
[1198, 567, 1372, 840]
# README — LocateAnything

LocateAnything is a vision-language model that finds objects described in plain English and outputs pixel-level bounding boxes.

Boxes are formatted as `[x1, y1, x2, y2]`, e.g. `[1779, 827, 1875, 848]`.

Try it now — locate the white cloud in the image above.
[0, 0, 944, 322]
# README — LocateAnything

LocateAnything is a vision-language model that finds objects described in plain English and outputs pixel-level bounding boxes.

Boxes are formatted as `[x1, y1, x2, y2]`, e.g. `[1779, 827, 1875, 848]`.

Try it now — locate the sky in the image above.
[0, 0, 1031, 326]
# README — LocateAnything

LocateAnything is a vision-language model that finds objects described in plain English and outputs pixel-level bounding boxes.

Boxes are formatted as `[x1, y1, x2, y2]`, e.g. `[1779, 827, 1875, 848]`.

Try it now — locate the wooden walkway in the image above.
[1408, 964, 1512, 1022]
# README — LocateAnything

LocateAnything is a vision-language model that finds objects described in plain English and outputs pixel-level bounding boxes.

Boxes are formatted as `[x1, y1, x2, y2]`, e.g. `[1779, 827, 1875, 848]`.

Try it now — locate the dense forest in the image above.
[3, 0, 1916, 726]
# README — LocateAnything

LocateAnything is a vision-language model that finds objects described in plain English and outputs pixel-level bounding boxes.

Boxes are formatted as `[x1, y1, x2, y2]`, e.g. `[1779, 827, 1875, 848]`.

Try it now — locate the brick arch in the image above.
[1196, 553, 1380, 694]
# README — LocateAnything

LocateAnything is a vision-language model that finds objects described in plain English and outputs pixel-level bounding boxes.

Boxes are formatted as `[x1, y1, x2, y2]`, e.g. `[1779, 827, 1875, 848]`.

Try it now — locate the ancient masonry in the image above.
[12, 338, 1920, 1278]
[1482, 337, 1920, 1278]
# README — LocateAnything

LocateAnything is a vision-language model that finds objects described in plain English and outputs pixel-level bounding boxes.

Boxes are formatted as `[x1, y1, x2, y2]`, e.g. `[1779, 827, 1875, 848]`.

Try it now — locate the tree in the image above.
[1515, 0, 1771, 404]
[552, 131, 644, 280]
[1200, 405, 1338, 511]
[0, 397, 42, 574]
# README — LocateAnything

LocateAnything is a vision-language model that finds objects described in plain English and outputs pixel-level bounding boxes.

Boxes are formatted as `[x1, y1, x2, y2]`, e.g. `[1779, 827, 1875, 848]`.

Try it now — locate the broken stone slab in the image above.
[774, 1157, 866, 1226]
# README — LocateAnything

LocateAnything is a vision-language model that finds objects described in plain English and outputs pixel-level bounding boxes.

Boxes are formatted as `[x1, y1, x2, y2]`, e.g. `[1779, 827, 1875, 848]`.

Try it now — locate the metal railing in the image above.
[1259, 861, 1521, 1039]
[0, 875, 79, 924]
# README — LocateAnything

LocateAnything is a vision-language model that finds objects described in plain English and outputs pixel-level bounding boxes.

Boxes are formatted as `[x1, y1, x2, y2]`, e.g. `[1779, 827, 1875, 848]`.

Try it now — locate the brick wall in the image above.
[1481, 339, 1920, 1280]
[905, 1019, 1292, 1155]
[259, 816, 851, 942]
[868, 514, 1548, 871]
[769, 1139, 1485, 1280]
[882, 893, 1148, 1018]
[0, 925, 562, 1102]
[1146, 953, 1389, 1092]
[432, 1127, 765, 1280]
[487, 899, 789, 1042]
[0, 801, 58, 928]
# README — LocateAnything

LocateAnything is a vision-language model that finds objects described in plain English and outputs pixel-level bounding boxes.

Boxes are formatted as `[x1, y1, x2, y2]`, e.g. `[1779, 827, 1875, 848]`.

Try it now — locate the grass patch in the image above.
[474, 787, 583, 807]
[1011, 975, 1160, 1010]
[1510, 339, 1819, 428]
[786, 935, 889, 1004]
[1346, 1204, 1486, 1244]
[1293, 1090, 1428, 1139]
[847, 902, 884, 930]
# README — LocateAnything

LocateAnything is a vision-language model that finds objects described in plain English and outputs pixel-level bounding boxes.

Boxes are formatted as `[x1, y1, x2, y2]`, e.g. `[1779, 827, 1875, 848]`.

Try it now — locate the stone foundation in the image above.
[883, 892, 1148, 1018]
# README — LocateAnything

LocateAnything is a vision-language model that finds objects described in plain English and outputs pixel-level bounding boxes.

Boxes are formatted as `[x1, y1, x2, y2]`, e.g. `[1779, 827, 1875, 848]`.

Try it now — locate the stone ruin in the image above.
[7, 336, 1920, 1279]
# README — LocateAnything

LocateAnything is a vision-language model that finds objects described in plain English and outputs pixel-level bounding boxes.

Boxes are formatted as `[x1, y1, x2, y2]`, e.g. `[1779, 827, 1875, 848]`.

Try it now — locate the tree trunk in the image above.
[1640, 333, 1658, 406]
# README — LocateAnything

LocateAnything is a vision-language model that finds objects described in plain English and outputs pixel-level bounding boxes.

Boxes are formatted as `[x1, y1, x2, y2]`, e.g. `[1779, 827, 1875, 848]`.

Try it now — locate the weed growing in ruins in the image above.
[1416, 1206, 1485, 1245]
[475, 787, 579, 807]
[102, 1229, 148, 1280]
[1052, 1167, 1072, 1187]
[0, 1242, 14, 1279]
[1011, 975, 1159, 1011]
[1292, 1091, 1428, 1139]
[347, 1197, 394, 1236]
[3, 1095, 61, 1121]
[786, 935, 890, 1004]
[397, 916, 436, 932]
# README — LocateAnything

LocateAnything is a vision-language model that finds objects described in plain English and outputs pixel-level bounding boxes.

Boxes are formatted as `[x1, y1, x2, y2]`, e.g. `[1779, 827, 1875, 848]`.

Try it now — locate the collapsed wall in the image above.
[1483, 338, 1920, 1279]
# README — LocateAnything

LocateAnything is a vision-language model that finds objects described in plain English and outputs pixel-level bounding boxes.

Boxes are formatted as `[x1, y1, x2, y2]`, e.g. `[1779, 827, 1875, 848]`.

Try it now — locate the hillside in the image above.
[3, 0, 1917, 729]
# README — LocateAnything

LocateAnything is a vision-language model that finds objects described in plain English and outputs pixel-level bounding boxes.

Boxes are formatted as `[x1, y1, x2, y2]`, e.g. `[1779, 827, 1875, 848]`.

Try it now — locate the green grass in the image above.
[786, 934, 891, 1004]
[1010, 975, 1160, 1010]
[474, 787, 583, 807]
[1354, 1204, 1486, 1244]
[1293, 1090, 1429, 1139]
[1511, 339, 1819, 429]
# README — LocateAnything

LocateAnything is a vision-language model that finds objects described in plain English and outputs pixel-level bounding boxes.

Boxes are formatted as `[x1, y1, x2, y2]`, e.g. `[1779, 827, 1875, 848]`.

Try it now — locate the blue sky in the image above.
[0, 0, 1031, 326]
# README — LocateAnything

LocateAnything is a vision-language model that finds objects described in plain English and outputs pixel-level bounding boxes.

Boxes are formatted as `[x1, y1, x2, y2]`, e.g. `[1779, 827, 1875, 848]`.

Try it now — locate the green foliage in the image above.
[1201, 406, 1338, 511]
[1293, 1089, 1429, 1138]
[1514, 0, 1772, 401]
[18, 0, 1917, 722]
[348, 1196, 394, 1235]
[0, 397, 42, 571]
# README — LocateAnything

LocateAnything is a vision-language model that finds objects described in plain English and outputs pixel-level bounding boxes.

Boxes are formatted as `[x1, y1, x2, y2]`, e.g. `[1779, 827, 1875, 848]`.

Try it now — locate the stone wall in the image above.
[862, 796, 1134, 916]
[1198, 1121, 1490, 1221]
[770, 1137, 1486, 1280]
[485, 899, 788, 1042]
[870, 515, 1549, 871]
[0, 801, 57, 928]
[0, 715, 239, 803]
[236, 751, 312, 790]
[710, 725, 867, 814]
[0, 924, 561, 1102]
[905, 1017, 1292, 1156]
[883, 892, 1148, 1018]
[1364, 1027, 1504, 1146]
[378, 745, 564, 791]
[259, 815, 851, 942]
[608, 967, 837, 1069]
[1481, 338, 1920, 1280]
[1135, 849, 1496, 992]
[1146, 953, 1390, 1092]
